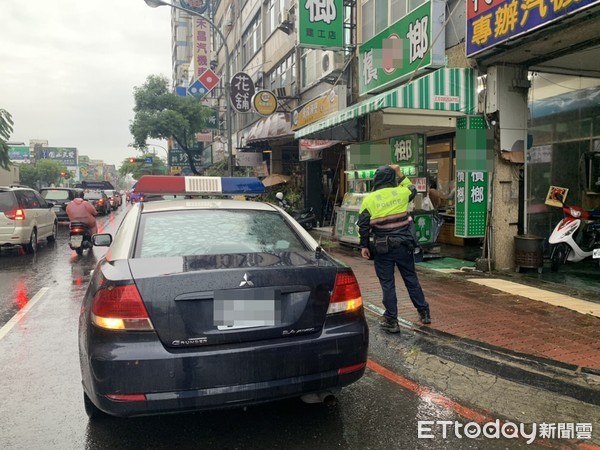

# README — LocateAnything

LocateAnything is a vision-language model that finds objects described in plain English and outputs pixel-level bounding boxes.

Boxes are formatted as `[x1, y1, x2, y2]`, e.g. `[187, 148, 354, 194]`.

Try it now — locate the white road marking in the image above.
[0, 287, 50, 341]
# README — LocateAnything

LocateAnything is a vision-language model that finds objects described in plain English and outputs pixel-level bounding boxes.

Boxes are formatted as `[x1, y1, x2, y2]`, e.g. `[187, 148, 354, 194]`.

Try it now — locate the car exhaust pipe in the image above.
[300, 390, 339, 404]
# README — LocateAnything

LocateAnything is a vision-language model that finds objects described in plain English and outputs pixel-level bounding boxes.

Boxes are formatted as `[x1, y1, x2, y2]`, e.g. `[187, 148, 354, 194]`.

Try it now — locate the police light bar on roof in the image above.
[133, 175, 266, 196]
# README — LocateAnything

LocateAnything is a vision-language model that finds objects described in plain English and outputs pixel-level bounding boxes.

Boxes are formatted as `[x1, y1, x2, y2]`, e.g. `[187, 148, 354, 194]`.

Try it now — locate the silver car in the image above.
[0, 185, 57, 254]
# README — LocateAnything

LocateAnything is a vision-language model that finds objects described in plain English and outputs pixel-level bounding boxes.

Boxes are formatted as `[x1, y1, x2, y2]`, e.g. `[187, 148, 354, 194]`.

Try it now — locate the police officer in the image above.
[357, 164, 431, 334]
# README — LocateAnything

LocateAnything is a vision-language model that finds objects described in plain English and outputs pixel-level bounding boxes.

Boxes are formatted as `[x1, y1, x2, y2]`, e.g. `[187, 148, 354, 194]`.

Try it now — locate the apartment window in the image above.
[265, 0, 291, 36]
[242, 14, 261, 65]
[361, 0, 419, 42]
[267, 52, 296, 93]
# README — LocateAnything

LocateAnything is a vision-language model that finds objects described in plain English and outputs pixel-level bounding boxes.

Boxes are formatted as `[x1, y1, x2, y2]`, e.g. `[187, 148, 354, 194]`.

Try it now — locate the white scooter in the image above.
[548, 203, 600, 271]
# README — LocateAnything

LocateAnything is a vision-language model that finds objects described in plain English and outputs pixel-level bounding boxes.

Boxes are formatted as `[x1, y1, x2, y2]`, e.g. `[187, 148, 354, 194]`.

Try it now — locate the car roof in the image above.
[140, 198, 278, 214]
[39, 187, 77, 191]
[0, 185, 35, 191]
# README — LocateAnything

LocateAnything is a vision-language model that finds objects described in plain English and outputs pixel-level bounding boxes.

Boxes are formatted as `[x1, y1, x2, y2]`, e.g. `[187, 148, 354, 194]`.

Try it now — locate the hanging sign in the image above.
[299, 0, 344, 49]
[252, 90, 278, 116]
[230, 72, 255, 113]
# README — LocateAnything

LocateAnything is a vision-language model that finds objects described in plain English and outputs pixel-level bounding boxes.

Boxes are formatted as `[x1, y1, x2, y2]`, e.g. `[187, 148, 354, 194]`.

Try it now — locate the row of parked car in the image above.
[0, 185, 122, 254]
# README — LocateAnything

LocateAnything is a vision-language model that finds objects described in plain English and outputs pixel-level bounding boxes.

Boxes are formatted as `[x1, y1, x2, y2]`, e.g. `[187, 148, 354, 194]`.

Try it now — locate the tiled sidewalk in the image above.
[329, 247, 600, 371]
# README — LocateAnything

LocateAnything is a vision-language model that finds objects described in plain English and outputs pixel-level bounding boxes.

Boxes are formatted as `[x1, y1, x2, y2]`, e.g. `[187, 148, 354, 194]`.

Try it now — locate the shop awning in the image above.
[294, 68, 477, 139]
[246, 112, 293, 143]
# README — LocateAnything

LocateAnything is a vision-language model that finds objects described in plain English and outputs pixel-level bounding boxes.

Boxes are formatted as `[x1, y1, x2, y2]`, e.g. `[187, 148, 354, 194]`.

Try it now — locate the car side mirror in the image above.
[46, 202, 55, 208]
[92, 234, 112, 247]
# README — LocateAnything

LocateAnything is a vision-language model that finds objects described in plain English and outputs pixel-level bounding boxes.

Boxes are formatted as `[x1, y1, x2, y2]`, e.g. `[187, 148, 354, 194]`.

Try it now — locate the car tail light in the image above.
[338, 362, 366, 375]
[98, 199, 104, 204]
[327, 271, 363, 314]
[91, 284, 154, 331]
[106, 394, 147, 402]
[5, 208, 25, 220]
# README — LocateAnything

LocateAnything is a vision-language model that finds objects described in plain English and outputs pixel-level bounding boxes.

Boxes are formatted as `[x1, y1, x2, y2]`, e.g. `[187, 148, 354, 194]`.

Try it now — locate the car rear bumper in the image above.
[81, 317, 368, 417]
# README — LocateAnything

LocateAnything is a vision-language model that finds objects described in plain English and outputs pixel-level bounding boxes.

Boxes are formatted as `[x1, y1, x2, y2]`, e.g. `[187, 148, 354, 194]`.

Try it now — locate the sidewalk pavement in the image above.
[327, 245, 600, 373]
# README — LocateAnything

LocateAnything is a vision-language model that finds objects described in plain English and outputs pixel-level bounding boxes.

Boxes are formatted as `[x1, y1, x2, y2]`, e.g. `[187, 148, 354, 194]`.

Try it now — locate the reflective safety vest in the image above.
[359, 178, 412, 219]
[359, 178, 413, 231]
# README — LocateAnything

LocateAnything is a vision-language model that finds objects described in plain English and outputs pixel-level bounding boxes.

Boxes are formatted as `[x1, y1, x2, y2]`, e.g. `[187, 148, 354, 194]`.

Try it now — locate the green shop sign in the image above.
[358, 0, 445, 95]
[299, 0, 344, 48]
[413, 212, 434, 245]
[455, 170, 488, 238]
[390, 134, 425, 176]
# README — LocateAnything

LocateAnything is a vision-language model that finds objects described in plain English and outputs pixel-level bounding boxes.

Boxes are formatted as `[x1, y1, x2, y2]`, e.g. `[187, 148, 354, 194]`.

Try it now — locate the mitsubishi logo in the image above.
[239, 273, 254, 287]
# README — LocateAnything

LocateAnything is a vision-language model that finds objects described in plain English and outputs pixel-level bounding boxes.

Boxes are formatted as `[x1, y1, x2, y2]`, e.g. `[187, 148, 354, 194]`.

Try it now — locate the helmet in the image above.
[275, 192, 284, 200]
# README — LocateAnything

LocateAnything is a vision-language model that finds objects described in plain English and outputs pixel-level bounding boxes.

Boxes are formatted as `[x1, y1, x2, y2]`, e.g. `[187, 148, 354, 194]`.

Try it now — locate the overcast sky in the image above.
[1, 0, 173, 167]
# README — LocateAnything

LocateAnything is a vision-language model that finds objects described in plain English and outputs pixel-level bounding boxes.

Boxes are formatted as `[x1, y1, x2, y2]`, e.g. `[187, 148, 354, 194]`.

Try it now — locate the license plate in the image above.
[53, 207, 61, 212]
[593, 248, 600, 259]
[70, 235, 83, 248]
[213, 288, 278, 329]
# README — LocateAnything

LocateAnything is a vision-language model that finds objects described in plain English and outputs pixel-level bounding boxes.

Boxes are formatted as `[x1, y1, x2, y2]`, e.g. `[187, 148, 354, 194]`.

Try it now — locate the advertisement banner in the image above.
[299, 0, 344, 48]
[193, 17, 209, 79]
[358, 0, 445, 95]
[291, 90, 340, 130]
[454, 170, 488, 237]
[36, 147, 77, 166]
[467, 0, 600, 57]
[8, 146, 30, 162]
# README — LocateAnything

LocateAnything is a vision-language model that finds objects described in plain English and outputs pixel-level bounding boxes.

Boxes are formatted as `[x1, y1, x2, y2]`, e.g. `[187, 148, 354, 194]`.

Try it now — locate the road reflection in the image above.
[14, 281, 28, 310]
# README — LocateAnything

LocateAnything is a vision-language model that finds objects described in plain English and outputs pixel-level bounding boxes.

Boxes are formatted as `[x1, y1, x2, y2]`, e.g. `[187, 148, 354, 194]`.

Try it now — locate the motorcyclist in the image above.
[65, 191, 98, 235]
[275, 192, 290, 210]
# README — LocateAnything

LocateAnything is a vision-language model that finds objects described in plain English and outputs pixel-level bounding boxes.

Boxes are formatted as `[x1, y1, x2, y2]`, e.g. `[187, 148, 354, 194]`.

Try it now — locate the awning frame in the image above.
[294, 68, 477, 139]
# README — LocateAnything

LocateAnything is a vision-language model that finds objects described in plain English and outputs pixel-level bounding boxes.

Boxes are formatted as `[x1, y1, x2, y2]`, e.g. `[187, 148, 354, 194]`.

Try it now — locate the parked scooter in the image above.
[275, 192, 318, 231]
[69, 222, 93, 255]
[548, 203, 600, 271]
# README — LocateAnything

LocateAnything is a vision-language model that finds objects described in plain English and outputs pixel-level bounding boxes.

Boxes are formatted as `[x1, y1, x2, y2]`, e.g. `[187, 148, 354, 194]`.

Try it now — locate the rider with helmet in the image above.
[66, 191, 98, 235]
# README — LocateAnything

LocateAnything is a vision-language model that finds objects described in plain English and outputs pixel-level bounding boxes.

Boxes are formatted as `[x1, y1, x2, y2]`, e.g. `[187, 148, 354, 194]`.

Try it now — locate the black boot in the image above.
[418, 309, 431, 324]
[379, 317, 400, 334]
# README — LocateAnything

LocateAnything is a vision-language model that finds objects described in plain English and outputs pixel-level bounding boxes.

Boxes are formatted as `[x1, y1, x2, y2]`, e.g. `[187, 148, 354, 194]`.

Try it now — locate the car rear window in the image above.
[41, 190, 70, 200]
[84, 193, 103, 200]
[0, 191, 18, 213]
[135, 210, 309, 258]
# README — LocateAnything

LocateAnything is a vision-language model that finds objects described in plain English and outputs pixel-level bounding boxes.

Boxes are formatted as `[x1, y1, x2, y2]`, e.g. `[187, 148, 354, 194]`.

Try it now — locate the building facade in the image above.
[172, 0, 600, 270]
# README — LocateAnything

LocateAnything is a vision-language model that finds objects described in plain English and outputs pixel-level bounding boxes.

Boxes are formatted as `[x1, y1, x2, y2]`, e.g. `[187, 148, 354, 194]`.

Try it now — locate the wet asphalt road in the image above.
[0, 205, 597, 449]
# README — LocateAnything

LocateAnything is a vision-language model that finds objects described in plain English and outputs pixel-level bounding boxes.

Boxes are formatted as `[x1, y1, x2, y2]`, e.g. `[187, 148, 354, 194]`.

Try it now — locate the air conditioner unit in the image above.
[277, 8, 294, 34]
[278, 9, 293, 26]
[320, 51, 345, 81]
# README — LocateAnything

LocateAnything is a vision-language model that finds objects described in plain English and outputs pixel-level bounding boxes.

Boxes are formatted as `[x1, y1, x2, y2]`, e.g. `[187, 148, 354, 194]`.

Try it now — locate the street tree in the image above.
[118, 153, 168, 180]
[130, 75, 214, 175]
[36, 159, 67, 186]
[0, 108, 14, 170]
[18, 163, 38, 188]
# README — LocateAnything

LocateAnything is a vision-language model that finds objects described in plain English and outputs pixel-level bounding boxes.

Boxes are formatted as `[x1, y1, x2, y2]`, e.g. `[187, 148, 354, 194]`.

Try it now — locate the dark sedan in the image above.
[79, 176, 368, 419]
[83, 191, 110, 215]
[39, 187, 83, 221]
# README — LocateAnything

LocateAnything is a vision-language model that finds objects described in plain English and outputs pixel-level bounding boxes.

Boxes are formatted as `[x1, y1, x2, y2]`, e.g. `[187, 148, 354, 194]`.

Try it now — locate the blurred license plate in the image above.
[70, 235, 83, 248]
[53, 207, 61, 213]
[593, 248, 600, 259]
[214, 288, 278, 329]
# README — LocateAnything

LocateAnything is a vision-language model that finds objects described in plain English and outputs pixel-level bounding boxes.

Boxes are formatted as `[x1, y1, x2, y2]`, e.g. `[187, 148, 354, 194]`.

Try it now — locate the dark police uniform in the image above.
[357, 165, 431, 331]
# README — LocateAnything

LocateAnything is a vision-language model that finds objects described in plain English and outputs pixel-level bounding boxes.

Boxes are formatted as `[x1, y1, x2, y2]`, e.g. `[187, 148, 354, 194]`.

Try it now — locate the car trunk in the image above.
[129, 252, 339, 349]
[0, 192, 18, 237]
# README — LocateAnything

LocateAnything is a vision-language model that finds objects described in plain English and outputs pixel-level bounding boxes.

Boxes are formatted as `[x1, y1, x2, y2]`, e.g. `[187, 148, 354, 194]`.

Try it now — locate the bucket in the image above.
[514, 234, 544, 271]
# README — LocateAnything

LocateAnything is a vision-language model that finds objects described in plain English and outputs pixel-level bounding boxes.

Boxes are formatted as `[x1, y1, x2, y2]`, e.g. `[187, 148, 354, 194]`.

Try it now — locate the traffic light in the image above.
[129, 157, 144, 163]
